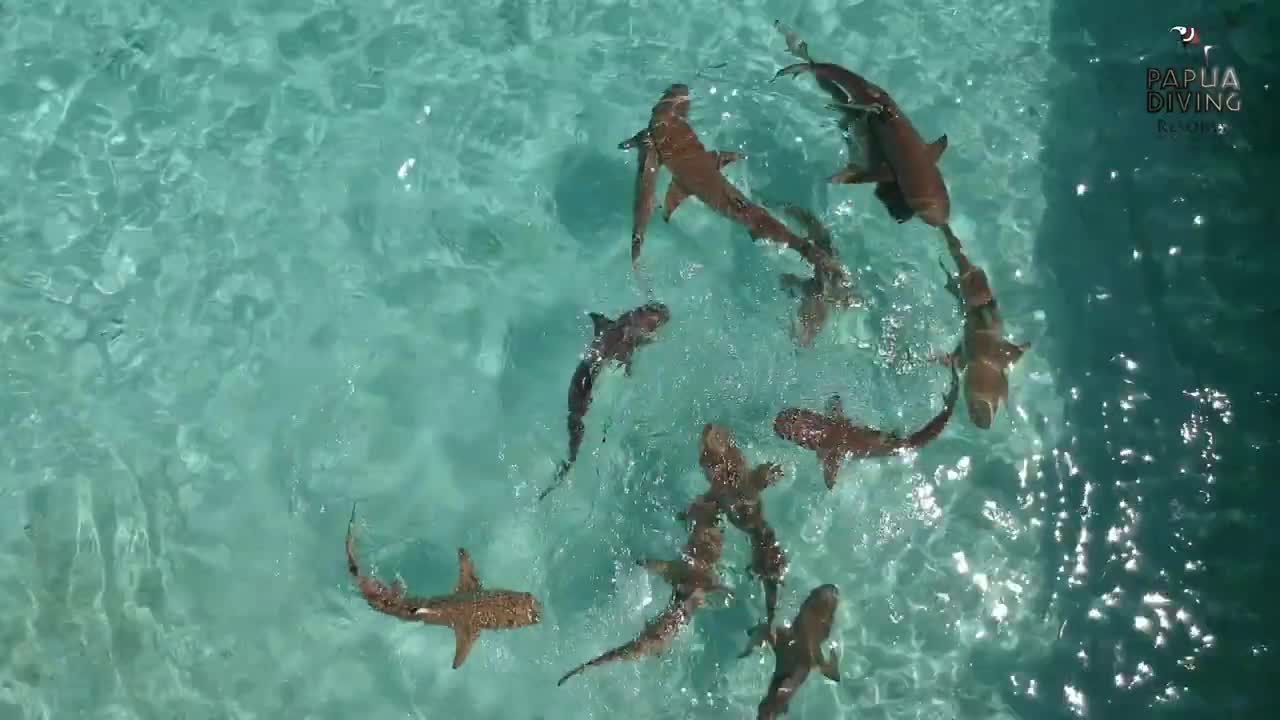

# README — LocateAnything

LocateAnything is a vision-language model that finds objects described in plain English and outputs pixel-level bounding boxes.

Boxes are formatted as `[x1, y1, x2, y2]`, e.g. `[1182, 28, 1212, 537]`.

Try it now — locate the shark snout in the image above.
[635, 302, 671, 333]
[773, 409, 825, 447]
[658, 85, 692, 115]
[813, 584, 839, 602]
[806, 584, 840, 616]
[968, 398, 996, 429]
[701, 423, 733, 454]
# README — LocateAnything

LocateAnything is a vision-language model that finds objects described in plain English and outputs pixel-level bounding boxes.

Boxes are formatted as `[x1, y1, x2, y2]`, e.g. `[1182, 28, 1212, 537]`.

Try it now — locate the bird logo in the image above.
[1170, 26, 1201, 46]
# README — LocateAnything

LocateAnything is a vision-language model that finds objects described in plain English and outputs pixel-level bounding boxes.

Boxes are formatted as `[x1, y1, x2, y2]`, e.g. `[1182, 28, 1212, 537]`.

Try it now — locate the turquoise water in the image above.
[3, 1, 1276, 719]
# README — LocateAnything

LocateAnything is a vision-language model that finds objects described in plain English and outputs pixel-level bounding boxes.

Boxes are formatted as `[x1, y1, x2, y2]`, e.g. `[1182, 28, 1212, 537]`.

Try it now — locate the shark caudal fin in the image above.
[618, 129, 649, 151]
[904, 363, 961, 449]
[939, 224, 965, 255]
[739, 622, 775, 658]
[773, 19, 814, 67]
[774, 61, 816, 82]
[537, 460, 573, 502]
[345, 502, 362, 579]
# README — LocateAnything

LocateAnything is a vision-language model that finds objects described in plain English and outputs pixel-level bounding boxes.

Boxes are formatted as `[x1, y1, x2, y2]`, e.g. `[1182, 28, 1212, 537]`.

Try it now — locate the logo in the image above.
[1170, 26, 1200, 46]
[1147, 26, 1241, 118]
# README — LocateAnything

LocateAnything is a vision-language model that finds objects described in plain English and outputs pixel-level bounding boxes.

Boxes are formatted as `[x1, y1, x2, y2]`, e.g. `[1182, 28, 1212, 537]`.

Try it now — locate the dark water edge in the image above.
[1023, 1, 1279, 718]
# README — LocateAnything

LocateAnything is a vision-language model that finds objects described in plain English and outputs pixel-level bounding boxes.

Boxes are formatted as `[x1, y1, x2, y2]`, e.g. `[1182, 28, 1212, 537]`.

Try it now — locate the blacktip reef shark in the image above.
[345, 504, 541, 669]
[539, 302, 671, 501]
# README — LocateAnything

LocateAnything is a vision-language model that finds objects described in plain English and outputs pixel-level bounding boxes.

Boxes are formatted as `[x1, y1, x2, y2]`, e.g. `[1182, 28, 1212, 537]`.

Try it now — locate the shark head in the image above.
[521, 594, 544, 625]
[630, 302, 671, 336]
[773, 408, 829, 450]
[796, 583, 840, 638]
[700, 423, 736, 458]
[965, 387, 998, 429]
[658, 84, 692, 118]
[805, 584, 840, 614]
[964, 357, 1010, 430]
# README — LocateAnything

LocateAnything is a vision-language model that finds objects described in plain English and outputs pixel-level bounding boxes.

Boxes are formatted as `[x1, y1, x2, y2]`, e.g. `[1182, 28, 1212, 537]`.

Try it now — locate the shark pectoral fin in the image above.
[588, 312, 613, 337]
[739, 622, 774, 658]
[451, 623, 480, 669]
[927, 134, 949, 163]
[826, 394, 844, 417]
[662, 180, 691, 221]
[750, 462, 783, 490]
[455, 548, 483, 594]
[773, 625, 793, 649]
[773, 62, 815, 82]
[819, 448, 844, 490]
[618, 129, 650, 151]
[929, 343, 963, 369]
[714, 150, 743, 169]
[779, 273, 809, 297]
[829, 163, 893, 185]
[826, 101, 885, 116]
[1001, 339, 1030, 366]
[820, 649, 841, 682]
[710, 583, 735, 607]
[638, 559, 684, 586]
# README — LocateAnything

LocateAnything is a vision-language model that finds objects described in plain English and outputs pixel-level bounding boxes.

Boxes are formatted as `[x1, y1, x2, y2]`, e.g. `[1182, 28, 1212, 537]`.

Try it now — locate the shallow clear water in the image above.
[2, 1, 1276, 719]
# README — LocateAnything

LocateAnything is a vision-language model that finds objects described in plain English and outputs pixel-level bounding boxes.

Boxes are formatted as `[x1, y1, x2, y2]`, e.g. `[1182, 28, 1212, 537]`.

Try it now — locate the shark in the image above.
[773, 364, 960, 489]
[741, 583, 841, 720]
[345, 504, 542, 669]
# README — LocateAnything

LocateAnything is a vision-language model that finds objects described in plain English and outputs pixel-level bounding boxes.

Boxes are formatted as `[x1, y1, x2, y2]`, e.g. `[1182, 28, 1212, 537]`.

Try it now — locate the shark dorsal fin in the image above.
[588, 312, 614, 337]
[750, 462, 782, 491]
[1000, 339, 1030, 367]
[455, 548, 482, 594]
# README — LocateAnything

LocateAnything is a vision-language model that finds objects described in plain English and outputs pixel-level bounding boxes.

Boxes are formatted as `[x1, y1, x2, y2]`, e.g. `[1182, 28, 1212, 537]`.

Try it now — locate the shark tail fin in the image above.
[345, 502, 362, 579]
[557, 660, 592, 687]
[537, 461, 572, 502]
[774, 61, 816, 82]
[773, 20, 814, 65]
[739, 622, 774, 658]
[558, 641, 634, 686]
[905, 363, 961, 449]
[939, 224, 965, 256]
